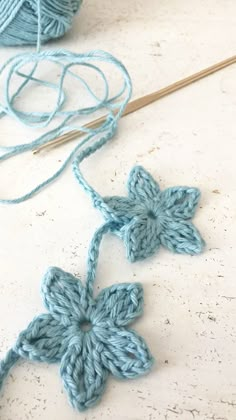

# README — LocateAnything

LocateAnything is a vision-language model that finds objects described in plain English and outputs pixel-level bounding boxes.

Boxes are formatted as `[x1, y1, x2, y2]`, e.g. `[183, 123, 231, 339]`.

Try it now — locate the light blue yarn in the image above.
[102, 166, 205, 260]
[72, 153, 205, 261]
[0, 49, 132, 204]
[0, 0, 82, 46]
[0, 3, 153, 410]
[0, 223, 154, 411]
[0, 1, 131, 204]
[0, 0, 207, 411]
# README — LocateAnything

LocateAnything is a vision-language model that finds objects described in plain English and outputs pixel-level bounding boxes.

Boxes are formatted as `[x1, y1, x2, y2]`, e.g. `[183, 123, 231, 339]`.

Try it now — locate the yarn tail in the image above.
[0, 349, 20, 391]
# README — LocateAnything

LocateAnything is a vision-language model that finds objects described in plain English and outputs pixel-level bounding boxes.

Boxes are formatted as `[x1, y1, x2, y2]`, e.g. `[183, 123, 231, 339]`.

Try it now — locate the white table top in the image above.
[0, 1, 236, 419]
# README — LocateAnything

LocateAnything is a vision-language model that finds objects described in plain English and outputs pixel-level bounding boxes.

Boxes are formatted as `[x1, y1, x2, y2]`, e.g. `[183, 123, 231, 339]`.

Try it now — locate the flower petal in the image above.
[128, 166, 160, 203]
[161, 187, 201, 219]
[92, 283, 143, 326]
[42, 267, 93, 323]
[97, 327, 153, 379]
[160, 220, 205, 254]
[14, 314, 69, 362]
[60, 334, 108, 411]
[123, 216, 161, 262]
[103, 196, 137, 224]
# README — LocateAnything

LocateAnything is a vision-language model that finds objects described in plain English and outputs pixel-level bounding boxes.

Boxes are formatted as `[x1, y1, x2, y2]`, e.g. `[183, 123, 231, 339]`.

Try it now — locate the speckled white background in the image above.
[0, 1, 236, 419]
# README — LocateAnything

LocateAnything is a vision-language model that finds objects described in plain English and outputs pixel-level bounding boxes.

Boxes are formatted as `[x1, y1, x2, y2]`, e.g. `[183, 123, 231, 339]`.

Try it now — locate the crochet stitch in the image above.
[0, 0, 206, 415]
[102, 166, 205, 261]
[0, 165, 205, 412]
[73, 163, 205, 262]
[0, 224, 153, 411]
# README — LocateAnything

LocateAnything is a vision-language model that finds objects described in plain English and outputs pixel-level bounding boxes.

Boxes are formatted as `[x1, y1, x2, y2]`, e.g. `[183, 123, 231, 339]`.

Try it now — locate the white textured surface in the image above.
[0, 1, 236, 419]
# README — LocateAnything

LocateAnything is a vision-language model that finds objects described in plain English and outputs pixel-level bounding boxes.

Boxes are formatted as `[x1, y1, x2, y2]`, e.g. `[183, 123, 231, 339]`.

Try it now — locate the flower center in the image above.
[80, 321, 92, 332]
[147, 209, 156, 220]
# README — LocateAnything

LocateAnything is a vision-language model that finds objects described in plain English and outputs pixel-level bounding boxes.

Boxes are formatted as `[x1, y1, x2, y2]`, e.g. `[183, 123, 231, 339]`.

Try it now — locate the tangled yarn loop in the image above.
[0, 49, 132, 204]
[0, 1, 132, 206]
[0, 0, 82, 46]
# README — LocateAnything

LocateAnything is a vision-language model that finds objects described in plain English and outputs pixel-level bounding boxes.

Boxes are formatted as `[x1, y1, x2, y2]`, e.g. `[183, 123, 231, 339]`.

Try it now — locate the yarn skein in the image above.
[0, 0, 82, 46]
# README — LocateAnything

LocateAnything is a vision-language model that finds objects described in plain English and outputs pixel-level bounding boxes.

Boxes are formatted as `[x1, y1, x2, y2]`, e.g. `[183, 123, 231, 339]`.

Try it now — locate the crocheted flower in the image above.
[103, 166, 204, 262]
[14, 267, 153, 411]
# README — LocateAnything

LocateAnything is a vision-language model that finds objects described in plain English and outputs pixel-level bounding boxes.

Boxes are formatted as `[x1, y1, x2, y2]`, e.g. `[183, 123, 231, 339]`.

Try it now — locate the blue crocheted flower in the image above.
[103, 166, 205, 262]
[14, 267, 153, 411]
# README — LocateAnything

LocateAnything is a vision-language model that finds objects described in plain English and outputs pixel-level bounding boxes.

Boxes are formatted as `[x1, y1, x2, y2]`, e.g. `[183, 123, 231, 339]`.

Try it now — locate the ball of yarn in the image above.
[0, 0, 82, 46]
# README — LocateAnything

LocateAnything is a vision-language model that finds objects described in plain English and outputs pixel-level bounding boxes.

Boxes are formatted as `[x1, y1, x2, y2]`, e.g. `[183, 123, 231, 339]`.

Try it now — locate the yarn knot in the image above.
[99, 166, 205, 262]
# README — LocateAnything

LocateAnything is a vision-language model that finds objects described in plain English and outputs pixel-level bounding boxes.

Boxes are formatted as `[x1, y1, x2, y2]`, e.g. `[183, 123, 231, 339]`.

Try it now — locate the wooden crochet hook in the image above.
[33, 55, 236, 154]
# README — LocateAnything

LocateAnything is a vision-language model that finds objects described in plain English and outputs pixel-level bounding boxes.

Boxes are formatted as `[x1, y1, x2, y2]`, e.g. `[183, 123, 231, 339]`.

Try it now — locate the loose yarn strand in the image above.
[0, 50, 132, 204]
[36, 0, 41, 53]
[85, 222, 118, 297]
[0, 349, 20, 391]
[0, 0, 132, 204]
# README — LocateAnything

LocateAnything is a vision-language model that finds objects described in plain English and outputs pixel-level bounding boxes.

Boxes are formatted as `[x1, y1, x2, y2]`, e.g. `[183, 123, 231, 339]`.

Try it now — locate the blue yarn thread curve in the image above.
[0, 49, 132, 204]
